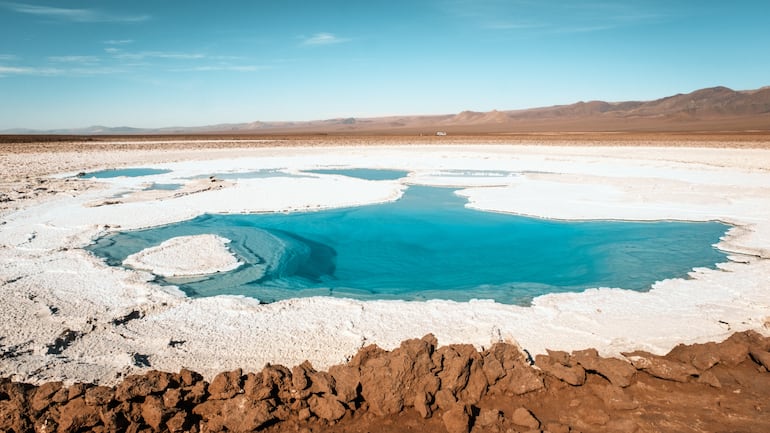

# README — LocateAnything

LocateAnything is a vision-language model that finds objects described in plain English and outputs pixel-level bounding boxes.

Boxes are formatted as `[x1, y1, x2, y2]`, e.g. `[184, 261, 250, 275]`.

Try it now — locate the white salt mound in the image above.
[123, 234, 241, 277]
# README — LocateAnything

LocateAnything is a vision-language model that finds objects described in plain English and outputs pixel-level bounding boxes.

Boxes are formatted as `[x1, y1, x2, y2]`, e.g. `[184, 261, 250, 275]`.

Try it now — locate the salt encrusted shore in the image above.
[1, 142, 769, 385]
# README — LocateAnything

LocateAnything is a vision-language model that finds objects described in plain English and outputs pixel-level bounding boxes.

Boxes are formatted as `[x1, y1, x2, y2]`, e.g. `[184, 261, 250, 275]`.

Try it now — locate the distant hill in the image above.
[4, 86, 769, 135]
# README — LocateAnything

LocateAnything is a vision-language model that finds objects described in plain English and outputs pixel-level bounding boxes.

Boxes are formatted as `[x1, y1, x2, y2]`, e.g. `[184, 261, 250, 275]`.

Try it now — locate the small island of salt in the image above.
[123, 234, 241, 277]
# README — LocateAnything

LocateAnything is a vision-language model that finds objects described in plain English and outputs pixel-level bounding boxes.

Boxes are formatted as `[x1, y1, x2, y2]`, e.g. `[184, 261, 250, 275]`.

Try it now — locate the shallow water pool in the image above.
[303, 168, 410, 181]
[87, 186, 729, 305]
[80, 168, 172, 178]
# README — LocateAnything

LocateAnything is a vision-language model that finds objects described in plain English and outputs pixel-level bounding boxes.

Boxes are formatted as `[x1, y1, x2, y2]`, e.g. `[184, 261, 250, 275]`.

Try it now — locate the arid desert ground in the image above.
[1, 133, 770, 432]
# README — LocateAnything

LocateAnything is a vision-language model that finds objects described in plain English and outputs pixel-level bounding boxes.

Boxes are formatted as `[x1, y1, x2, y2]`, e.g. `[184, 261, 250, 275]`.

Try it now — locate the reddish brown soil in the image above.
[2, 331, 769, 433]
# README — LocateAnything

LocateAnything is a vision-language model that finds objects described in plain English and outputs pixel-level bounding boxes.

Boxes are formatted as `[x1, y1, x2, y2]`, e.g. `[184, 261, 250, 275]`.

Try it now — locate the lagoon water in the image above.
[87, 185, 729, 305]
[80, 168, 172, 178]
[304, 168, 410, 180]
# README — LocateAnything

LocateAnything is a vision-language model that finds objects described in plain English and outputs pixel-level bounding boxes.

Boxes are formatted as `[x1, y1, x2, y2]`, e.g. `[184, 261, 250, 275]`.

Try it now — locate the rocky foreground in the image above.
[2, 331, 770, 433]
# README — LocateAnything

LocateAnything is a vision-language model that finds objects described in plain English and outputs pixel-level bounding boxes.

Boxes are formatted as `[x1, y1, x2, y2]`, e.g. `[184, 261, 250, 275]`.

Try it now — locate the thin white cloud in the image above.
[48, 55, 99, 63]
[0, 54, 18, 61]
[66, 66, 126, 75]
[448, 0, 659, 34]
[0, 65, 62, 76]
[1, 2, 150, 23]
[301, 32, 350, 46]
[112, 51, 205, 61]
[104, 39, 134, 45]
[550, 24, 617, 34]
[0, 63, 128, 77]
[484, 22, 546, 30]
[174, 65, 268, 72]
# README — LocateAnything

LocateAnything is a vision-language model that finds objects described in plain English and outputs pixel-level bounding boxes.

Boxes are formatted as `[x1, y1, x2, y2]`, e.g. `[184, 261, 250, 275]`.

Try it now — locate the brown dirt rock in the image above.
[242, 372, 272, 401]
[571, 406, 610, 427]
[165, 410, 189, 432]
[481, 352, 505, 385]
[327, 365, 360, 403]
[750, 350, 770, 370]
[33, 412, 58, 433]
[544, 422, 570, 433]
[183, 379, 208, 405]
[100, 405, 130, 433]
[291, 361, 313, 391]
[0, 399, 29, 433]
[511, 407, 540, 429]
[221, 395, 276, 431]
[208, 368, 243, 399]
[179, 368, 203, 387]
[476, 408, 504, 428]
[191, 399, 225, 431]
[484, 341, 531, 371]
[626, 352, 699, 382]
[692, 348, 721, 371]
[442, 403, 471, 433]
[358, 335, 437, 416]
[358, 354, 405, 415]
[535, 354, 586, 386]
[308, 394, 346, 421]
[115, 370, 175, 402]
[140, 394, 169, 431]
[571, 349, 636, 387]
[57, 397, 101, 432]
[84, 385, 114, 406]
[67, 382, 87, 400]
[591, 384, 639, 410]
[436, 345, 473, 395]
[461, 359, 488, 404]
[546, 349, 570, 365]
[261, 364, 292, 400]
[713, 339, 750, 367]
[308, 370, 336, 395]
[162, 387, 182, 409]
[697, 370, 722, 388]
[30, 380, 62, 413]
[434, 388, 457, 411]
[668, 341, 721, 370]
[490, 364, 543, 395]
[413, 390, 433, 418]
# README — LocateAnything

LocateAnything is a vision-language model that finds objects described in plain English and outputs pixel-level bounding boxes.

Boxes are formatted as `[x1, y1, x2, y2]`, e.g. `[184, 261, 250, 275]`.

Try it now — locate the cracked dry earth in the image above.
[2, 331, 770, 433]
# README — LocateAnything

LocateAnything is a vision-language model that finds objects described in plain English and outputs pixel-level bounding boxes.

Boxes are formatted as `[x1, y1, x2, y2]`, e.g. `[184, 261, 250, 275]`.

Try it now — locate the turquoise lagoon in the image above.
[79, 168, 172, 178]
[303, 168, 410, 180]
[87, 185, 729, 305]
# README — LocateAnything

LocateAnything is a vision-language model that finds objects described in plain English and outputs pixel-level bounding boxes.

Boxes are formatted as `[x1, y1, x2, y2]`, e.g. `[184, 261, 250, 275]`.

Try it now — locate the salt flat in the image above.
[1, 143, 769, 385]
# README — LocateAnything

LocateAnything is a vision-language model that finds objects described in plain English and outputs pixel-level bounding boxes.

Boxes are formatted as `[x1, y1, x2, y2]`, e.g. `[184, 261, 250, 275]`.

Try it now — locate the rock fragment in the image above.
[442, 404, 471, 433]
[512, 406, 540, 430]
[572, 349, 636, 387]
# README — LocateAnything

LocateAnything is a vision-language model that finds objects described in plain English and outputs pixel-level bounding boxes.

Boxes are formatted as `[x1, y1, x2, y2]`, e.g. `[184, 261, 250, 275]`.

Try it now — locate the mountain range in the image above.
[4, 85, 769, 135]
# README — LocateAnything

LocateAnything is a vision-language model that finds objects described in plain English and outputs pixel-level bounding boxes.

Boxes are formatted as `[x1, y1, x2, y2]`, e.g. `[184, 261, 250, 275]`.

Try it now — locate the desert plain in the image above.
[1, 133, 770, 432]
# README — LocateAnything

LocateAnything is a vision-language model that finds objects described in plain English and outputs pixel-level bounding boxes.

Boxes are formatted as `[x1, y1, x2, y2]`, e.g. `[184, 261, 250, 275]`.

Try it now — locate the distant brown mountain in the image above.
[4, 86, 769, 135]
[223, 85, 770, 134]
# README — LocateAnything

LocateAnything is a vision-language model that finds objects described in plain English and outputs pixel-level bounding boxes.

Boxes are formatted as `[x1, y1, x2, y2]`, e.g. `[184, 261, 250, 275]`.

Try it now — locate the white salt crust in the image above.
[1, 144, 769, 385]
[123, 234, 241, 277]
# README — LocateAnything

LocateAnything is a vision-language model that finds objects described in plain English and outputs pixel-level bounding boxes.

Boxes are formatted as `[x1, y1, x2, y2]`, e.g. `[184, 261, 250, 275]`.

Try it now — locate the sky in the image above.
[1, 0, 769, 130]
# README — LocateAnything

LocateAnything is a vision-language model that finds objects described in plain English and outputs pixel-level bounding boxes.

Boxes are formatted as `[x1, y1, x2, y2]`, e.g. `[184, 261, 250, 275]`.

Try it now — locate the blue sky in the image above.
[1, 1, 768, 130]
